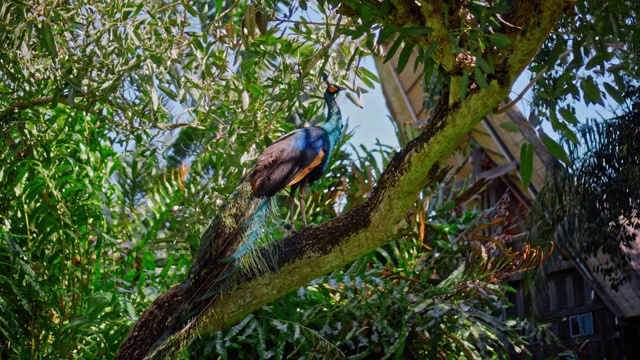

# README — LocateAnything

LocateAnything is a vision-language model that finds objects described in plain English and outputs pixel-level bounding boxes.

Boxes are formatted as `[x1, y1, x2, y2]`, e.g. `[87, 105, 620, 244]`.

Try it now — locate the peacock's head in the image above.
[322, 73, 344, 102]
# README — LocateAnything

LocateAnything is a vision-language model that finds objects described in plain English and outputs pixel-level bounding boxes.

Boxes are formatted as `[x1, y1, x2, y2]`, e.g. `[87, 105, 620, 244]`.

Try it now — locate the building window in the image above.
[555, 277, 568, 309]
[569, 313, 595, 337]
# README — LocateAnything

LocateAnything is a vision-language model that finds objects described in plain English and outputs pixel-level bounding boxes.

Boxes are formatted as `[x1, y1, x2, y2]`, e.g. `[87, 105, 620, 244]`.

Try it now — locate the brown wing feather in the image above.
[250, 128, 326, 196]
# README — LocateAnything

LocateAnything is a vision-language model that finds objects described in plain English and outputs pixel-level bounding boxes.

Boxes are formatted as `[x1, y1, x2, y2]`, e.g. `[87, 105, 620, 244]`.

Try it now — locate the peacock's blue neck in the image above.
[321, 97, 343, 149]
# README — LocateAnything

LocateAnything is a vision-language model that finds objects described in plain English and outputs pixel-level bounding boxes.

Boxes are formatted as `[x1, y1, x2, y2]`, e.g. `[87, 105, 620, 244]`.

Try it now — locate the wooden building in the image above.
[374, 50, 640, 359]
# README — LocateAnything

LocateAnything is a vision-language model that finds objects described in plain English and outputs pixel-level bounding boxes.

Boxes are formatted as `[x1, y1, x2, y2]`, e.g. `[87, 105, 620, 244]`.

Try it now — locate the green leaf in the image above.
[359, 66, 380, 83]
[396, 42, 413, 74]
[603, 82, 624, 104]
[383, 36, 403, 64]
[397, 26, 434, 36]
[541, 133, 570, 165]
[86, 292, 113, 320]
[545, 37, 566, 67]
[131, 2, 145, 19]
[423, 39, 440, 60]
[346, 92, 364, 108]
[581, 77, 604, 106]
[488, 33, 512, 49]
[377, 25, 396, 44]
[38, 20, 58, 63]
[500, 122, 520, 132]
[558, 107, 579, 125]
[158, 84, 177, 100]
[359, 5, 374, 25]
[423, 56, 436, 86]
[379, 0, 393, 16]
[473, 67, 489, 89]
[519, 143, 533, 188]
[183, 2, 198, 17]
[460, 69, 470, 101]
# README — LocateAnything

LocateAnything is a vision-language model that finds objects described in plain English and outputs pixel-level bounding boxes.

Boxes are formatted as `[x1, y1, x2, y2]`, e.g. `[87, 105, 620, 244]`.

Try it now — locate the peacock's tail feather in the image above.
[181, 175, 277, 312]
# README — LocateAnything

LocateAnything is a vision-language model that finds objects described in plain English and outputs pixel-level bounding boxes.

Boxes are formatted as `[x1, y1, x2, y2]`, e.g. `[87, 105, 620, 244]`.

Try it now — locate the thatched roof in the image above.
[375, 54, 548, 203]
[374, 51, 640, 319]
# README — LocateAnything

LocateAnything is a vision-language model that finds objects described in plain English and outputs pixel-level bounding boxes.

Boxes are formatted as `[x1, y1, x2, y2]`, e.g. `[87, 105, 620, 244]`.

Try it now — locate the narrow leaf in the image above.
[603, 82, 624, 104]
[476, 56, 494, 74]
[383, 36, 403, 64]
[38, 21, 58, 62]
[581, 77, 604, 106]
[541, 133, 570, 165]
[183, 2, 198, 17]
[346, 92, 364, 109]
[500, 122, 520, 133]
[150, 86, 159, 111]
[488, 33, 512, 49]
[424, 39, 440, 60]
[396, 42, 413, 74]
[359, 66, 380, 83]
[460, 69, 470, 101]
[519, 143, 533, 188]
[379, 0, 392, 16]
[473, 67, 489, 89]
[558, 107, 579, 125]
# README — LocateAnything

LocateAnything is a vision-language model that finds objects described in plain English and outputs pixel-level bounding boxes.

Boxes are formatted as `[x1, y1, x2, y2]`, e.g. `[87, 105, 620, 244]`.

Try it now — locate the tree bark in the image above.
[116, 0, 574, 358]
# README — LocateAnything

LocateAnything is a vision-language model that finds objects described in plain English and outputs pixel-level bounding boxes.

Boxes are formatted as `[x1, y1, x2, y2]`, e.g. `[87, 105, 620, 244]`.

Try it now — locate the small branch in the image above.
[273, 17, 345, 27]
[1, 96, 59, 120]
[152, 121, 204, 131]
[0, 93, 203, 132]
[495, 14, 522, 29]
[318, 14, 343, 75]
[215, 0, 242, 23]
[495, 48, 571, 114]
[494, 68, 546, 114]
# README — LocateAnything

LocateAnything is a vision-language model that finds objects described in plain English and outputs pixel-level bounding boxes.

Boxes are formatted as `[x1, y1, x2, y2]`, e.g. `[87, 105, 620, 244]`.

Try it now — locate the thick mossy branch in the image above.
[143, 82, 510, 360]
[501, 0, 577, 84]
[117, 0, 574, 358]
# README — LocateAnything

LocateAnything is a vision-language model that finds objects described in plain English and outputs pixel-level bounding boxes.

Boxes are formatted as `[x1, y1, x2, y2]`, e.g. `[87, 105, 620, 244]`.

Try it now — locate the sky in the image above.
[341, 57, 617, 150]
[339, 57, 398, 150]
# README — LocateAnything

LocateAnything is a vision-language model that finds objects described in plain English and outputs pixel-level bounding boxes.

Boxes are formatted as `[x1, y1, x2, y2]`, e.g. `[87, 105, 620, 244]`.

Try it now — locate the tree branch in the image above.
[0, 93, 203, 131]
[116, 0, 574, 358]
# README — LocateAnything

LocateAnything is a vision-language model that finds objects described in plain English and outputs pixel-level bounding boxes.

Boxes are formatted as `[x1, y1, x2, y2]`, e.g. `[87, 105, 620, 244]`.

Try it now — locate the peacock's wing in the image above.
[250, 127, 327, 196]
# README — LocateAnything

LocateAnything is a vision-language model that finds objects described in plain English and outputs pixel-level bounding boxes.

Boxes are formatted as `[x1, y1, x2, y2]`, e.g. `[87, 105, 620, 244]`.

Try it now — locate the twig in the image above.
[273, 17, 345, 27]
[495, 48, 572, 114]
[495, 14, 522, 29]
[0, 93, 203, 132]
[1, 96, 58, 120]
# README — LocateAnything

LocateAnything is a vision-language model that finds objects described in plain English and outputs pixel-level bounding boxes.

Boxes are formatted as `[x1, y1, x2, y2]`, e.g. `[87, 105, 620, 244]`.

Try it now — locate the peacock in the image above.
[122, 74, 347, 358]
[189, 72, 345, 297]
[250, 73, 344, 231]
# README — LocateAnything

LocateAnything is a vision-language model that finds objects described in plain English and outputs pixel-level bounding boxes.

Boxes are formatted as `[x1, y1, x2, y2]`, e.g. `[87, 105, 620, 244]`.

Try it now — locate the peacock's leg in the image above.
[299, 180, 308, 228]
[289, 184, 299, 231]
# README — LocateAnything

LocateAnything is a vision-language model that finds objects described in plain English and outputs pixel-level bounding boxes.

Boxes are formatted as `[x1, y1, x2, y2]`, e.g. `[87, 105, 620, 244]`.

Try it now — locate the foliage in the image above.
[186, 146, 559, 359]
[529, 95, 640, 289]
[517, 0, 639, 184]
[2, 0, 632, 358]
[0, 104, 195, 357]
[0, 0, 373, 356]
